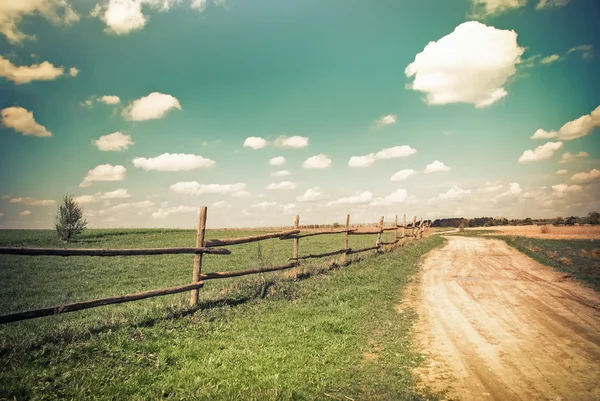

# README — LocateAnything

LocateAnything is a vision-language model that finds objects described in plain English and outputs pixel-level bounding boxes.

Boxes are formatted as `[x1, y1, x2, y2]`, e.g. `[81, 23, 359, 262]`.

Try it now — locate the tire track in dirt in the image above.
[411, 236, 600, 401]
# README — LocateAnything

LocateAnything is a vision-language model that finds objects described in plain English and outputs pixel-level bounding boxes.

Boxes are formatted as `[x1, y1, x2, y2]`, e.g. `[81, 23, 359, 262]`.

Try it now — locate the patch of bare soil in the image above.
[411, 236, 600, 401]
[473, 225, 600, 239]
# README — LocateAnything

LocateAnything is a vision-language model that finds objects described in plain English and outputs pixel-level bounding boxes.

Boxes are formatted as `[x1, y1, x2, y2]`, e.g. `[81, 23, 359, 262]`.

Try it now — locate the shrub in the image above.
[540, 225, 551, 234]
[55, 194, 87, 241]
[558, 257, 573, 266]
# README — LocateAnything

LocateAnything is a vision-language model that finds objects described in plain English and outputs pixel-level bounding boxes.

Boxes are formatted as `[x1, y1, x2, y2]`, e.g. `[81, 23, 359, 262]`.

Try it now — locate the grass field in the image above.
[447, 229, 600, 291]
[0, 229, 443, 400]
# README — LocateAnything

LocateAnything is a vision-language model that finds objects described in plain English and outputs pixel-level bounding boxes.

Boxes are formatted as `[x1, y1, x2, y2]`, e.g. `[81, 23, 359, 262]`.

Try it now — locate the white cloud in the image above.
[274, 135, 309, 148]
[19, 210, 31, 217]
[80, 164, 126, 187]
[170, 182, 246, 196]
[405, 21, 524, 108]
[567, 44, 593, 60]
[74, 195, 98, 205]
[536, 0, 570, 10]
[556, 169, 568, 175]
[424, 160, 451, 173]
[375, 114, 397, 126]
[1, 106, 51, 137]
[390, 169, 418, 181]
[271, 170, 291, 177]
[532, 106, 600, 141]
[100, 189, 132, 199]
[106, 200, 154, 211]
[470, 0, 526, 16]
[122, 92, 181, 121]
[251, 201, 277, 209]
[370, 189, 408, 206]
[152, 205, 197, 219]
[98, 95, 121, 105]
[231, 190, 251, 198]
[92, 0, 172, 35]
[269, 156, 286, 166]
[571, 169, 600, 183]
[559, 151, 589, 164]
[0, 0, 79, 44]
[328, 192, 373, 206]
[0, 212, 3, 217]
[493, 182, 522, 204]
[0, 56, 71, 84]
[212, 201, 231, 208]
[93, 132, 134, 151]
[540, 54, 560, 64]
[9, 197, 55, 206]
[266, 181, 297, 190]
[552, 183, 583, 195]
[302, 154, 332, 169]
[350, 145, 417, 168]
[478, 183, 503, 192]
[69, 67, 79, 77]
[297, 187, 323, 202]
[429, 186, 471, 203]
[244, 136, 268, 150]
[133, 153, 215, 171]
[518, 141, 563, 163]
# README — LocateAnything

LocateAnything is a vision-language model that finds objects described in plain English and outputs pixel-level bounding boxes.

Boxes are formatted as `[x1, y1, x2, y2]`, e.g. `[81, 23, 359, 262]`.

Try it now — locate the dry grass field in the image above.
[471, 225, 600, 239]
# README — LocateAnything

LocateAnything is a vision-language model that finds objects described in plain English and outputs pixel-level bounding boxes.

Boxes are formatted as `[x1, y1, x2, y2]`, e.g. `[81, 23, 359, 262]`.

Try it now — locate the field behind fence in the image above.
[0, 207, 429, 325]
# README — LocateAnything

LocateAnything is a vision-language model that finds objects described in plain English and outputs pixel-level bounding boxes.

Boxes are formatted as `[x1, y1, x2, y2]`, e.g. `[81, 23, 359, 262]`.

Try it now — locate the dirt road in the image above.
[413, 236, 600, 401]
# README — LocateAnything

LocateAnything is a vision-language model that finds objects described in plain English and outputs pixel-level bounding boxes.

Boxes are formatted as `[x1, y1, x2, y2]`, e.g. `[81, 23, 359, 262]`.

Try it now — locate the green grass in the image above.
[499, 236, 600, 291]
[0, 229, 443, 400]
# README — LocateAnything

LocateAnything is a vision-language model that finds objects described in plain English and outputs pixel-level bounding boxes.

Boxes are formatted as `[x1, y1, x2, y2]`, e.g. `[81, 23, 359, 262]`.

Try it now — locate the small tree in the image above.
[55, 194, 87, 241]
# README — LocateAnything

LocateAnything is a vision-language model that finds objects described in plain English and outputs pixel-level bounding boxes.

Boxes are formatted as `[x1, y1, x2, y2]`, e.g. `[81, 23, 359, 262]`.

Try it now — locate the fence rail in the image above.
[0, 208, 429, 325]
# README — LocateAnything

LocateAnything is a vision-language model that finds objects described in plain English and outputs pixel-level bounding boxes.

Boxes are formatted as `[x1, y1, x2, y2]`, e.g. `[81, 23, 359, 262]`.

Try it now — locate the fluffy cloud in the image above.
[69, 67, 79, 76]
[556, 169, 568, 175]
[297, 188, 323, 202]
[152, 205, 197, 219]
[390, 169, 418, 181]
[266, 181, 297, 190]
[540, 54, 560, 64]
[429, 186, 471, 203]
[559, 151, 589, 164]
[479, 182, 503, 192]
[9, 197, 55, 206]
[302, 154, 332, 169]
[0, 0, 79, 44]
[349, 145, 417, 168]
[93, 132, 134, 151]
[532, 106, 600, 141]
[19, 210, 31, 216]
[269, 156, 286, 166]
[100, 189, 132, 199]
[251, 201, 277, 209]
[170, 182, 246, 196]
[74, 195, 98, 205]
[231, 190, 251, 198]
[244, 137, 268, 150]
[470, 0, 526, 16]
[552, 183, 583, 195]
[98, 95, 121, 105]
[274, 135, 309, 148]
[80, 164, 126, 187]
[122, 92, 181, 121]
[1, 106, 51, 137]
[424, 160, 450, 173]
[0, 56, 73, 84]
[370, 189, 408, 206]
[494, 182, 522, 204]
[405, 21, 524, 108]
[271, 170, 291, 177]
[570, 169, 600, 183]
[328, 192, 373, 206]
[133, 153, 215, 171]
[536, 0, 571, 10]
[375, 114, 397, 126]
[518, 142, 563, 163]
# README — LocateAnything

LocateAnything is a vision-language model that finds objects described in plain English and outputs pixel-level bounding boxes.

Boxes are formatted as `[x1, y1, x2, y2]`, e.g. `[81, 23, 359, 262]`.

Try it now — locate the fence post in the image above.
[293, 215, 300, 263]
[419, 217, 424, 239]
[394, 215, 398, 243]
[343, 214, 350, 265]
[412, 216, 417, 237]
[376, 216, 384, 250]
[403, 214, 406, 238]
[190, 206, 207, 307]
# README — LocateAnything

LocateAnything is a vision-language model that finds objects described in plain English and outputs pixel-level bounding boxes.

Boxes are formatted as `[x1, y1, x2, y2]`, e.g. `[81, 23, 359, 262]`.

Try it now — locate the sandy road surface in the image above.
[413, 236, 600, 401]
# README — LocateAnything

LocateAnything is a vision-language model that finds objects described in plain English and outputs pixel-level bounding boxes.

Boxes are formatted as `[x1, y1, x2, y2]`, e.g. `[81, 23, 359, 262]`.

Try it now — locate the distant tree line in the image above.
[431, 211, 600, 228]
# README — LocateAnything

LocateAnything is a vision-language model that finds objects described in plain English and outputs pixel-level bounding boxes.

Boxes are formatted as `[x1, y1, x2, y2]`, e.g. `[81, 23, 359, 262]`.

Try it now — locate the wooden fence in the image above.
[0, 208, 429, 324]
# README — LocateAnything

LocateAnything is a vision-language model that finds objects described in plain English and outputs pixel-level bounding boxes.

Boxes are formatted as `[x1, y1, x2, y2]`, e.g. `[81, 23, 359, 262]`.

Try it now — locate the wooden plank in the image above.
[198, 263, 298, 280]
[293, 215, 299, 265]
[403, 214, 406, 238]
[280, 229, 356, 239]
[0, 246, 230, 257]
[206, 229, 300, 246]
[376, 216, 384, 248]
[343, 214, 350, 265]
[395, 215, 398, 242]
[190, 206, 207, 306]
[412, 216, 417, 237]
[347, 245, 380, 255]
[380, 240, 400, 245]
[291, 248, 348, 260]
[0, 282, 205, 325]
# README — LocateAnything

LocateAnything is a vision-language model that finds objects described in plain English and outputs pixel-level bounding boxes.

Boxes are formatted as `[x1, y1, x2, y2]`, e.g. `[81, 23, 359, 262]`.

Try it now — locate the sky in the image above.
[0, 0, 599, 229]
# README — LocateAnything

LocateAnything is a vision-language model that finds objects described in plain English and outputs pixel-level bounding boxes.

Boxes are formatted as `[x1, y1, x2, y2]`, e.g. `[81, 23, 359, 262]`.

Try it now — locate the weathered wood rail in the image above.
[0, 208, 429, 325]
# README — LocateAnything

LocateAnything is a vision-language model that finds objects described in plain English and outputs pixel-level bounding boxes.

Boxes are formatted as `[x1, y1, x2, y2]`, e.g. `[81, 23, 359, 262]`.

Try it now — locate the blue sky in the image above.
[1, 0, 599, 229]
